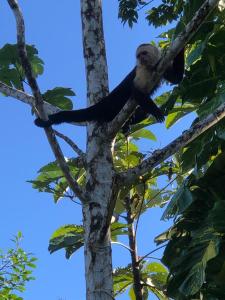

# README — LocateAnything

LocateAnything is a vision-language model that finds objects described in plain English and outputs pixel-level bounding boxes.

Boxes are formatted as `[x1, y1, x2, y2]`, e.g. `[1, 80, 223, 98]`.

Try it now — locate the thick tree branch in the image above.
[107, 97, 137, 138]
[107, 0, 219, 137]
[147, 0, 220, 92]
[7, 0, 86, 202]
[120, 100, 225, 185]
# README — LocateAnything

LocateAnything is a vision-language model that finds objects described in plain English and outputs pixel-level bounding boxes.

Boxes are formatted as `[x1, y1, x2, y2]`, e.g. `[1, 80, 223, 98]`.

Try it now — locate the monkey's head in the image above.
[136, 44, 161, 68]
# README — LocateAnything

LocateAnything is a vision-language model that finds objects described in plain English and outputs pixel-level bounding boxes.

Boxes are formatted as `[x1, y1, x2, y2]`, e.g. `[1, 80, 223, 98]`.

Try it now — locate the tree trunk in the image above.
[80, 1, 114, 299]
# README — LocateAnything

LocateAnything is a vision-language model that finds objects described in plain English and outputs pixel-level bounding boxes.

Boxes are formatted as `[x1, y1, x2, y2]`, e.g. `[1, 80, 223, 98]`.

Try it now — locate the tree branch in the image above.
[0, 80, 61, 114]
[120, 100, 225, 186]
[107, 97, 137, 138]
[107, 0, 219, 138]
[53, 129, 86, 165]
[7, 0, 86, 202]
[148, 0, 220, 92]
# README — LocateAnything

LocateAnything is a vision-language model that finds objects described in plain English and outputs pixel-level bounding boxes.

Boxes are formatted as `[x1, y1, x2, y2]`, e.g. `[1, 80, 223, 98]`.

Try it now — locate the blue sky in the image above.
[0, 1, 194, 299]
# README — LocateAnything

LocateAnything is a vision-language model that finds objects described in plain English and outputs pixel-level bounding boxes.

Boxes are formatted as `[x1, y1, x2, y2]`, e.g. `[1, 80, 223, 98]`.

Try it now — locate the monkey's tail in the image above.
[34, 102, 109, 128]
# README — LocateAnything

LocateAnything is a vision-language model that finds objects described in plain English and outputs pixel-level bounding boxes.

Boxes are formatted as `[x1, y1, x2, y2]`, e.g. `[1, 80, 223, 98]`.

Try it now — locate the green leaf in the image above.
[49, 225, 84, 258]
[0, 44, 44, 79]
[165, 105, 193, 128]
[186, 41, 206, 67]
[110, 222, 128, 242]
[131, 128, 156, 141]
[162, 179, 194, 220]
[43, 87, 75, 110]
[29, 159, 84, 199]
[113, 265, 133, 296]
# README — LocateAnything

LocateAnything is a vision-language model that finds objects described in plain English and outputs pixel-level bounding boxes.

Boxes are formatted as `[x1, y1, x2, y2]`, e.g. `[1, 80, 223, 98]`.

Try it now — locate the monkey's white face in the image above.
[136, 44, 161, 68]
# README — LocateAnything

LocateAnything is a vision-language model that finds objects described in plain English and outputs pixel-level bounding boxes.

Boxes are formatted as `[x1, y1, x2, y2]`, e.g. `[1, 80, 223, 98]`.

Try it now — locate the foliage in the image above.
[0, 44, 43, 90]
[119, 1, 225, 299]
[0, 232, 36, 300]
[0, 43, 75, 110]
[118, 0, 184, 28]
[48, 223, 128, 258]
[48, 225, 84, 259]
[156, 151, 225, 299]
[28, 159, 86, 202]
[42, 87, 74, 110]
[2, 0, 225, 299]
[118, 0, 147, 27]
[113, 262, 169, 299]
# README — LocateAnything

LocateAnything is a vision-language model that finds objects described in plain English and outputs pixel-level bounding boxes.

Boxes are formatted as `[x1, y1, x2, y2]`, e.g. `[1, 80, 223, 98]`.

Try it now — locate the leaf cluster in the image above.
[0, 233, 36, 300]
[113, 261, 168, 299]
[28, 159, 85, 203]
[118, 0, 147, 27]
[48, 222, 128, 259]
[156, 149, 225, 299]
[0, 44, 43, 90]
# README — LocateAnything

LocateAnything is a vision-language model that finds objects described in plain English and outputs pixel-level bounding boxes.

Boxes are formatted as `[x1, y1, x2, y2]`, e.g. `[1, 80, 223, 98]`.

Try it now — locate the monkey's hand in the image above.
[34, 117, 53, 128]
[135, 96, 164, 123]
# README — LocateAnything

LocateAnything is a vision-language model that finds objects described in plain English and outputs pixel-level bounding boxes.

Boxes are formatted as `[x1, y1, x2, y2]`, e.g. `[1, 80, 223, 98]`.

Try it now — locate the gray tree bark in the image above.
[80, 1, 114, 299]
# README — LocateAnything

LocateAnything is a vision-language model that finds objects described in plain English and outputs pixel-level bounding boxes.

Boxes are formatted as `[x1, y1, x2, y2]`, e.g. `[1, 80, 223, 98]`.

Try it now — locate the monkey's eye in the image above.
[137, 51, 148, 58]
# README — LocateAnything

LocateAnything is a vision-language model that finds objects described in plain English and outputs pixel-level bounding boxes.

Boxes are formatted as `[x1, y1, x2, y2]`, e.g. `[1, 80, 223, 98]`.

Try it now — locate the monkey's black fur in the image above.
[34, 49, 184, 129]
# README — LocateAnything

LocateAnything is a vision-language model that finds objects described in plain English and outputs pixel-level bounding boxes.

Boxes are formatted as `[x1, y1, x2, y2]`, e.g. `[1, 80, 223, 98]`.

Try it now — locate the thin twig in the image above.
[111, 241, 132, 252]
[145, 256, 161, 261]
[137, 0, 154, 11]
[138, 244, 166, 263]
[133, 176, 177, 223]
[53, 129, 85, 157]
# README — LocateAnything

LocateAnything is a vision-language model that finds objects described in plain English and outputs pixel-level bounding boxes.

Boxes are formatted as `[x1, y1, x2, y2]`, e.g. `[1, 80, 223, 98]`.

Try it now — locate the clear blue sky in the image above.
[0, 1, 193, 299]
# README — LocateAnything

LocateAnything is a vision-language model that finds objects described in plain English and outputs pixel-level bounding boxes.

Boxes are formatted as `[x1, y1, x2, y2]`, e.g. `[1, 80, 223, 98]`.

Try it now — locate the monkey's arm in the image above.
[163, 48, 185, 84]
[132, 86, 164, 122]
[122, 97, 164, 134]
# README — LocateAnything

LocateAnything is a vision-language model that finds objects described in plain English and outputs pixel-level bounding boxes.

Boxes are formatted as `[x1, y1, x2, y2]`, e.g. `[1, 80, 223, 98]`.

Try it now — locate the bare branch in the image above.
[120, 100, 225, 185]
[0, 80, 86, 126]
[0, 81, 61, 114]
[138, 245, 166, 264]
[7, 0, 87, 202]
[53, 129, 86, 163]
[111, 241, 132, 252]
[7, 0, 45, 117]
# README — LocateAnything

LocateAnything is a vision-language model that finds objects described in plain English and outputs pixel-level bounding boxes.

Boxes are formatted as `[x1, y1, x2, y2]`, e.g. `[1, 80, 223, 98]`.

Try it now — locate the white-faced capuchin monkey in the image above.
[34, 44, 184, 131]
